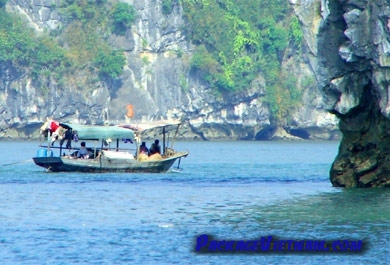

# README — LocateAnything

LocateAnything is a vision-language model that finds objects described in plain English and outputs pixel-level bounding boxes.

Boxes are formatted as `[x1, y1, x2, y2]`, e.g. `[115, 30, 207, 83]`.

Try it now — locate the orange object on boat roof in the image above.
[126, 104, 134, 118]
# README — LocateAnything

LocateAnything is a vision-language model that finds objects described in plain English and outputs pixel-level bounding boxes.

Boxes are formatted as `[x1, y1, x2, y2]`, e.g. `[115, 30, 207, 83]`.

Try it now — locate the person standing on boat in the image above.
[60, 128, 74, 149]
[77, 142, 89, 159]
[149, 139, 161, 155]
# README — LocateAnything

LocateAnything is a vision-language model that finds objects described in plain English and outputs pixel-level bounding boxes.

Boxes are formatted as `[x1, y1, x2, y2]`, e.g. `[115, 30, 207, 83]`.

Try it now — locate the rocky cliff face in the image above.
[292, 0, 390, 187]
[0, 0, 338, 140]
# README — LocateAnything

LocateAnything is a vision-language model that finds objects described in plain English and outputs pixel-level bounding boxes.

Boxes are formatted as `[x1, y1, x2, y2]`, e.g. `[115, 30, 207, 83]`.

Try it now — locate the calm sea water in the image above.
[0, 141, 389, 264]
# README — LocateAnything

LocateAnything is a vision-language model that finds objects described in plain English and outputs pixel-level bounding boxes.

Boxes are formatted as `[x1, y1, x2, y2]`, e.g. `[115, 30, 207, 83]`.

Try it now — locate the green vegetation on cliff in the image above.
[0, 10, 68, 82]
[181, 0, 303, 122]
[57, 0, 135, 79]
[0, 0, 135, 88]
[0, 0, 304, 123]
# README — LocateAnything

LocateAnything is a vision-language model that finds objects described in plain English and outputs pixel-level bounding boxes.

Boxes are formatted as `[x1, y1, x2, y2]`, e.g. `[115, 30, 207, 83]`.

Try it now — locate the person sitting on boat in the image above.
[149, 139, 161, 155]
[139, 142, 149, 155]
[77, 142, 89, 159]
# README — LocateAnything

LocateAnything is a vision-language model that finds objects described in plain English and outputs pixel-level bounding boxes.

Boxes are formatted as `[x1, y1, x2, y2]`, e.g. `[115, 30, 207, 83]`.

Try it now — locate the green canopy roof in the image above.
[119, 120, 181, 132]
[65, 123, 134, 140]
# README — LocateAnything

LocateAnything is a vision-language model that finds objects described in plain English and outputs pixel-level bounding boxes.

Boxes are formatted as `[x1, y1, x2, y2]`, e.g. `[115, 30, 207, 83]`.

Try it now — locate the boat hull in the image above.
[33, 152, 188, 173]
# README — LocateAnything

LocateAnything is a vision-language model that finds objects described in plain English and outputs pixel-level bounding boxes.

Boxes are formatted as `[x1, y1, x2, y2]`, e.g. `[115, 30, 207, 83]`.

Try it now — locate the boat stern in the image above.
[33, 156, 64, 171]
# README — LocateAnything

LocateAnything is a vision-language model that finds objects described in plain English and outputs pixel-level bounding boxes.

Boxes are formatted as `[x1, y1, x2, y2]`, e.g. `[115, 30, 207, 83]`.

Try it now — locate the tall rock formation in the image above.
[0, 0, 338, 140]
[292, 0, 390, 187]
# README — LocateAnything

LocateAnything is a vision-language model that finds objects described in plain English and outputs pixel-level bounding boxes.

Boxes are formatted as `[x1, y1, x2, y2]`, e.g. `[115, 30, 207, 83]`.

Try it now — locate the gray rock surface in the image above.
[292, 0, 390, 187]
[0, 0, 338, 140]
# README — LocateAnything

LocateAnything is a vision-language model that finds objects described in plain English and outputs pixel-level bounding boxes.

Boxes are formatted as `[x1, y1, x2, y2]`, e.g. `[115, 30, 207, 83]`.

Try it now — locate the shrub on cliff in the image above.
[182, 0, 303, 122]
[0, 1, 137, 89]
[111, 2, 136, 35]
[0, 10, 67, 83]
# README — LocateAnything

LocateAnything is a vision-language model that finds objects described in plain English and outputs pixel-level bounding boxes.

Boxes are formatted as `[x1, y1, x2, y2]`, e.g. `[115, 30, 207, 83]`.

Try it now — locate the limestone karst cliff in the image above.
[0, 0, 338, 140]
[292, 0, 390, 187]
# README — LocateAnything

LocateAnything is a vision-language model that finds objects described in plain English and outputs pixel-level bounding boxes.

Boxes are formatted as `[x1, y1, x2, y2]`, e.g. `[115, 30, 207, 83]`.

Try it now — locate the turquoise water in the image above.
[0, 141, 389, 264]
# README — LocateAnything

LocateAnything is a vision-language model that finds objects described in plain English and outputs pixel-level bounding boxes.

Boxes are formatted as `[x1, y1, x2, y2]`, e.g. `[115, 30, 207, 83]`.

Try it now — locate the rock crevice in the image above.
[296, 0, 390, 187]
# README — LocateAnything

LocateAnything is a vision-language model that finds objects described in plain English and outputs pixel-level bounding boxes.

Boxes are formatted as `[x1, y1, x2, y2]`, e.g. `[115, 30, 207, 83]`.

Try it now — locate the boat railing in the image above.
[38, 144, 137, 158]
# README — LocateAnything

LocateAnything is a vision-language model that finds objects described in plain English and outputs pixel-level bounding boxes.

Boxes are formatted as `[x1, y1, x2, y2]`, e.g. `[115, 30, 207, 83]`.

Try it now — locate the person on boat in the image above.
[60, 128, 74, 149]
[149, 139, 161, 155]
[139, 142, 149, 155]
[77, 142, 89, 159]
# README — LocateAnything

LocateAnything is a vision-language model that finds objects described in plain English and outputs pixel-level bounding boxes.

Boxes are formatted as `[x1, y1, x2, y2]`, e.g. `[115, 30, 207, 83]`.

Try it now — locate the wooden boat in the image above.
[33, 120, 188, 173]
